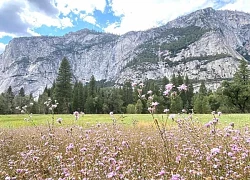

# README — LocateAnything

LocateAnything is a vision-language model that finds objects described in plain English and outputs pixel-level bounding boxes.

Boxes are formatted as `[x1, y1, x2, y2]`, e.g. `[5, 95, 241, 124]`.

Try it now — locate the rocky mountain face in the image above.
[1, 7, 250, 97]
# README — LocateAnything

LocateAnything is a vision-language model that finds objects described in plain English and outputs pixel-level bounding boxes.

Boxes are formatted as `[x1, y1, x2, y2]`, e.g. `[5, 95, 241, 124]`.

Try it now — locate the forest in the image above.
[0, 57, 249, 114]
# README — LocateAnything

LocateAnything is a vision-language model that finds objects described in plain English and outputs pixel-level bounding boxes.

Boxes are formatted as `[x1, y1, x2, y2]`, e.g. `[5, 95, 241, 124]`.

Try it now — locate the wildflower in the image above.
[137, 88, 142, 96]
[163, 90, 170, 96]
[30, 102, 34, 106]
[163, 108, 169, 113]
[229, 122, 234, 128]
[158, 170, 165, 176]
[181, 109, 186, 113]
[148, 96, 153, 100]
[52, 104, 57, 108]
[80, 147, 87, 152]
[107, 171, 116, 178]
[148, 107, 155, 113]
[177, 84, 187, 91]
[165, 83, 174, 90]
[132, 82, 137, 87]
[147, 90, 153, 94]
[211, 147, 220, 155]
[171, 174, 182, 180]
[73, 111, 79, 120]
[176, 155, 181, 163]
[152, 102, 159, 106]
[66, 143, 74, 151]
[57, 118, 62, 124]
[218, 111, 222, 116]
[212, 118, 219, 124]
[204, 123, 211, 128]
[110, 112, 113, 116]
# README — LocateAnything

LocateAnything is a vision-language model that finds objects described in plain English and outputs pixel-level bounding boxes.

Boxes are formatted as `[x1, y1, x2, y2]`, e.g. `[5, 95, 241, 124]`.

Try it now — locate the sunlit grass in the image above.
[0, 113, 249, 128]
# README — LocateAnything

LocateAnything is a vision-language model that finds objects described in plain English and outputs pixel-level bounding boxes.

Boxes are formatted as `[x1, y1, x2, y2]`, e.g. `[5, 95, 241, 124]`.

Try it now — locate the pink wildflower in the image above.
[165, 83, 174, 91]
[177, 84, 187, 91]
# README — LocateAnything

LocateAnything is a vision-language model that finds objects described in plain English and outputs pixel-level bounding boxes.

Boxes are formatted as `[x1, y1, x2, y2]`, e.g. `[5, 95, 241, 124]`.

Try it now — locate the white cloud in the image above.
[0, 32, 17, 38]
[220, 0, 250, 13]
[103, 0, 224, 34]
[0, 42, 6, 54]
[27, 28, 41, 36]
[55, 0, 106, 16]
[80, 14, 97, 25]
[20, 3, 73, 29]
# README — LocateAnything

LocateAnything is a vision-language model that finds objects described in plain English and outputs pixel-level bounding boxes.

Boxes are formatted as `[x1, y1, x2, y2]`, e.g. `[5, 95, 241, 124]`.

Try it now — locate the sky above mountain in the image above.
[0, 0, 249, 54]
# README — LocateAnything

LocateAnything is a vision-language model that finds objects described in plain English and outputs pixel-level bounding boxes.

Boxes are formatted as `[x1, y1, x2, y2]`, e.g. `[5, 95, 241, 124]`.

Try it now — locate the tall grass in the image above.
[0, 112, 249, 179]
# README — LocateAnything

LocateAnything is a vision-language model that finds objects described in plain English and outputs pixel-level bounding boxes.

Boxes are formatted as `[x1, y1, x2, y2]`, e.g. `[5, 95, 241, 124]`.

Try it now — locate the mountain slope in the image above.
[0, 7, 250, 97]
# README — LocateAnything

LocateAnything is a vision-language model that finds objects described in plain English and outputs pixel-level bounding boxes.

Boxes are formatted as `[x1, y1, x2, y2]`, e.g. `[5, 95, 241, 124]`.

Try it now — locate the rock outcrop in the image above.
[0, 8, 250, 96]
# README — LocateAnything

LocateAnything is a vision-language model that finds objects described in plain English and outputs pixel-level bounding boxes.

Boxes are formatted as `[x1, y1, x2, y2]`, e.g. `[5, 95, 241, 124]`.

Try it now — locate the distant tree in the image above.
[126, 104, 136, 114]
[199, 81, 207, 95]
[88, 75, 96, 97]
[0, 94, 7, 114]
[6, 86, 14, 114]
[222, 60, 250, 113]
[78, 82, 85, 112]
[72, 81, 79, 112]
[19, 87, 25, 97]
[170, 96, 183, 113]
[54, 57, 72, 113]
[135, 99, 143, 114]
[184, 75, 194, 111]
[122, 81, 133, 107]
[208, 94, 220, 111]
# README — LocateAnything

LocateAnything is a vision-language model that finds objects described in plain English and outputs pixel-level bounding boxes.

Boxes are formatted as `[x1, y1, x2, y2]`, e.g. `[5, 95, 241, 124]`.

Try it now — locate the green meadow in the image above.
[0, 113, 249, 128]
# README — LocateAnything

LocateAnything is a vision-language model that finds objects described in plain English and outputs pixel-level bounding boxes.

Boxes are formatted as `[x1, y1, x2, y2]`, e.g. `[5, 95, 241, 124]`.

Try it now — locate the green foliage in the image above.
[54, 57, 73, 113]
[222, 60, 250, 113]
[199, 81, 207, 95]
[122, 81, 134, 107]
[124, 26, 209, 69]
[135, 99, 143, 114]
[170, 96, 183, 113]
[193, 94, 210, 114]
[208, 94, 221, 111]
[126, 104, 136, 114]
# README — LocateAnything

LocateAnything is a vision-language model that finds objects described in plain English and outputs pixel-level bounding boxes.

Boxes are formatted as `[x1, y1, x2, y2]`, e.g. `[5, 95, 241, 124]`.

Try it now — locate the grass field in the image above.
[0, 113, 249, 128]
[1, 113, 250, 179]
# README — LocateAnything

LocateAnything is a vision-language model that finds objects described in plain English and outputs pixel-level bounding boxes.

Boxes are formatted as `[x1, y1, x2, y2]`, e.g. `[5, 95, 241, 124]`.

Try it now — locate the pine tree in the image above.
[199, 81, 207, 95]
[88, 75, 96, 97]
[54, 57, 72, 113]
[6, 86, 14, 114]
[78, 82, 85, 112]
[19, 87, 25, 97]
[72, 81, 79, 111]
[122, 81, 133, 107]
[170, 96, 183, 113]
[135, 99, 143, 114]
[222, 60, 250, 113]
[184, 75, 194, 111]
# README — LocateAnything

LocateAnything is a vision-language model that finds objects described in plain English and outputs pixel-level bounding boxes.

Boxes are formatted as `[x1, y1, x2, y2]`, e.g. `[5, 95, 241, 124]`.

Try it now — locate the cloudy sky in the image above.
[0, 0, 250, 54]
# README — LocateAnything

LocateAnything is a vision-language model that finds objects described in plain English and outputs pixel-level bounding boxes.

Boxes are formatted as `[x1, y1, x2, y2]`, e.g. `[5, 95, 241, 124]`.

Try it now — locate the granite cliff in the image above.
[0, 7, 250, 96]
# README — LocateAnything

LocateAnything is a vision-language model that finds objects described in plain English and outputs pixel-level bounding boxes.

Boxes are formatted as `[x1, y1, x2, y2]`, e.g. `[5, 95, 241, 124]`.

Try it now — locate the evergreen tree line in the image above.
[0, 58, 250, 114]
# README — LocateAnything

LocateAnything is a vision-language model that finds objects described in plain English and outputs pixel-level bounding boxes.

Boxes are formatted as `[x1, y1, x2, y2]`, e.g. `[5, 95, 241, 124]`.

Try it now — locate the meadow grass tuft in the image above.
[0, 113, 250, 179]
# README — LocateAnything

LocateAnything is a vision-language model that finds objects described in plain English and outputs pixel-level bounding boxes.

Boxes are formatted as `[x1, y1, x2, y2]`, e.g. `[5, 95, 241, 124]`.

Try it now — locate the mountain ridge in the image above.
[0, 7, 250, 97]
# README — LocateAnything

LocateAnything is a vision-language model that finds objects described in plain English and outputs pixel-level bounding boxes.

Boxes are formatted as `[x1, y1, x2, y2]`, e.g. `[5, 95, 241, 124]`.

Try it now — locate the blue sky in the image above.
[0, 0, 249, 54]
